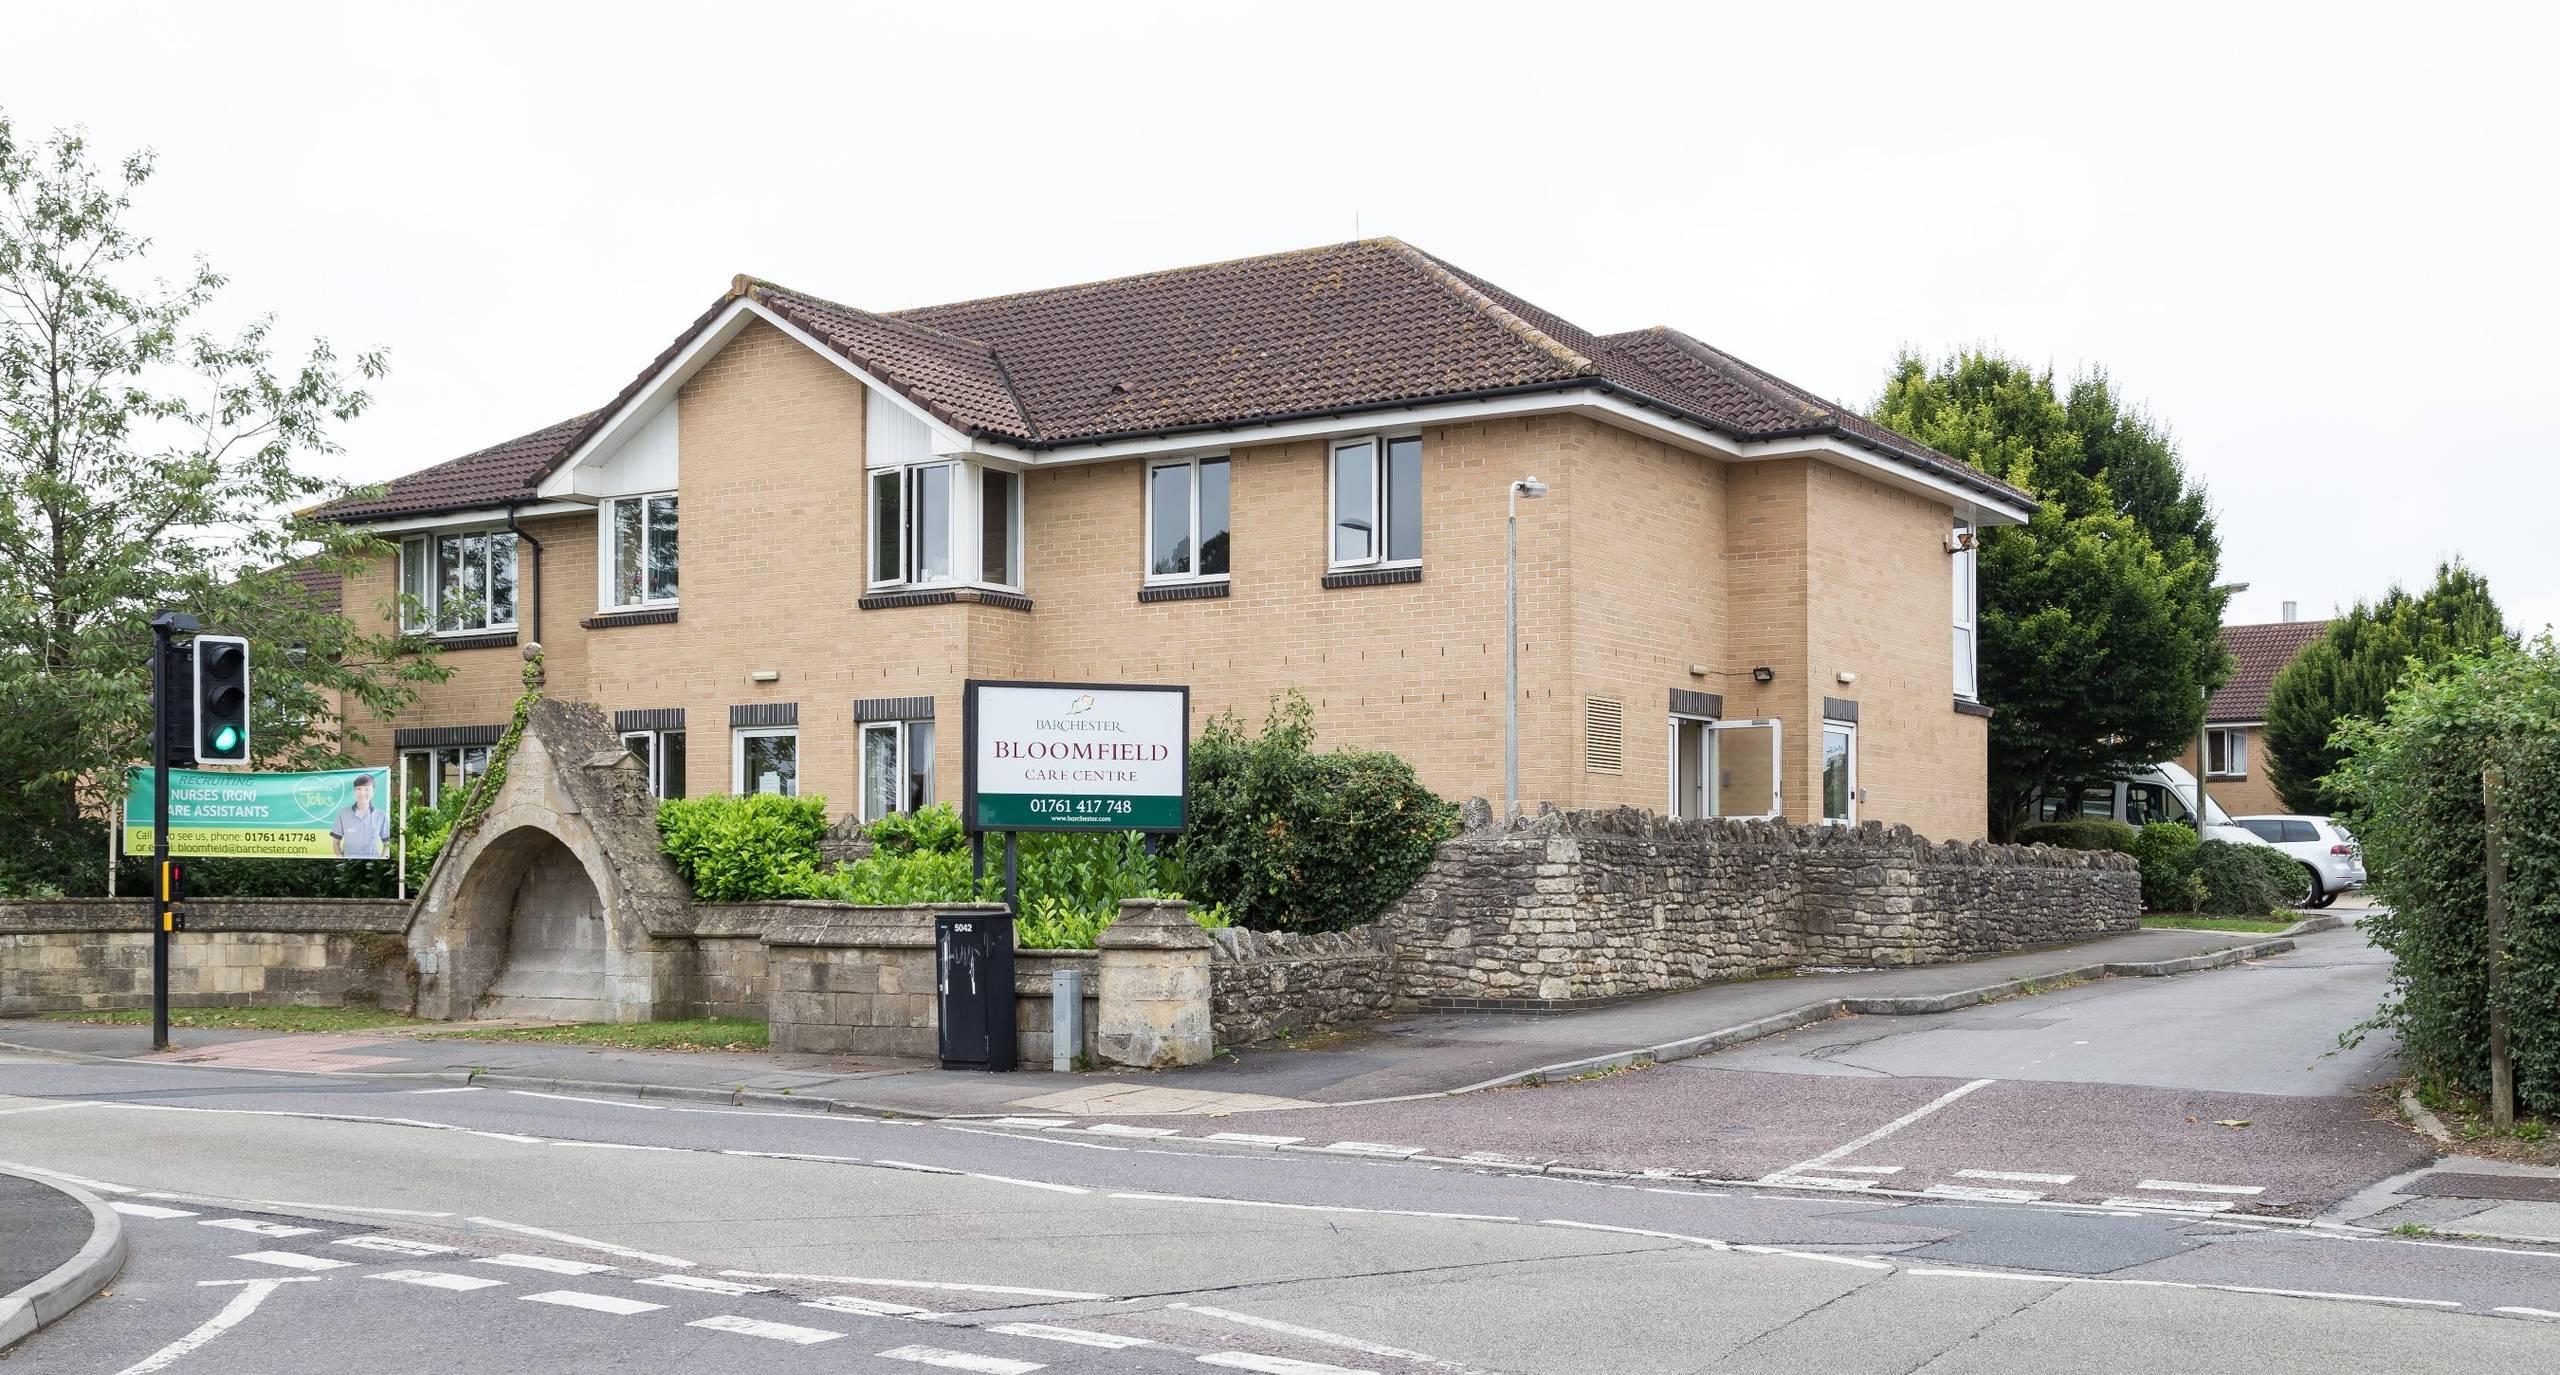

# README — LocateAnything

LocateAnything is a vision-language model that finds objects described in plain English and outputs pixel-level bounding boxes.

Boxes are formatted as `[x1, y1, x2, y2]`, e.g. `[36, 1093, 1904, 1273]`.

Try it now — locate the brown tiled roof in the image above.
[319, 239, 2032, 522]
[283, 563, 342, 616]
[2211, 620, 2330, 723]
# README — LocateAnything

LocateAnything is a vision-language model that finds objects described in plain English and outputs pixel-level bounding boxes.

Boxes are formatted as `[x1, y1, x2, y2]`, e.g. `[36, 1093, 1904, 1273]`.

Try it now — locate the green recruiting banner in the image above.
[965, 681, 1188, 832]
[124, 767, 396, 860]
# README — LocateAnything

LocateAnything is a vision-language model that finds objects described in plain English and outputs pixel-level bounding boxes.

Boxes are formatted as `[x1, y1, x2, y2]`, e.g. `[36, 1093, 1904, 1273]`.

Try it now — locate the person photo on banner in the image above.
[331, 774, 391, 859]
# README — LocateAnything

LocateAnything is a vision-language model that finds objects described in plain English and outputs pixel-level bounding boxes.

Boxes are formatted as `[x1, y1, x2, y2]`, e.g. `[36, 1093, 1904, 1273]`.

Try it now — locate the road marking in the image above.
[689, 1315, 846, 1344]
[466, 1216, 695, 1268]
[1175, 1303, 1479, 1370]
[1922, 1185, 2044, 1203]
[1110, 1191, 1516, 1223]
[552, 1140, 676, 1152]
[979, 1117, 1075, 1129]
[522, 1290, 666, 1315]
[2099, 1197, 2234, 1213]
[1321, 1142, 1425, 1158]
[509, 1090, 660, 1110]
[2138, 1179, 2266, 1196]
[1196, 1354, 1377, 1374]
[804, 1295, 941, 1318]
[1805, 1164, 1903, 1174]
[1730, 1245, 1897, 1271]
[1761, 1078, 1996, 1182]
[1084, 1124, 1182, 1138]
[475, 1253, 616, 1275]
[0, 1101, 87, 1116]
[367, 1269, 508, 1292]
[200, 1218, 318, 1237]
[230, 1250, 353, 1271]
[986, 1323, 1150, 1349]
[1538, 1219, 1727, 1248]
[725, 1269, 1110, 1300]
[1955, 1169, 2075, 1184]
[878, 1347, 1046, 1373]
[636, 1274, 773, 1295]
[110, 1278, 294, 1374]
[2204, 1283, 2458, 1308]
[84, 1101, 549, 1146]
[334, 1236, 458, 1256]
[2496, 1307, 2560, 1319]
[112, 1203, 200, 1220]
[405, 1086, 482, 1094]
[1203, 1132, 1305, 1146]
[0, 1160, 134, 1193]
[943, 1125, 1130, 1152]
[873, 1159, 1091, 1194]
[1761, 1176, 1877, 1191]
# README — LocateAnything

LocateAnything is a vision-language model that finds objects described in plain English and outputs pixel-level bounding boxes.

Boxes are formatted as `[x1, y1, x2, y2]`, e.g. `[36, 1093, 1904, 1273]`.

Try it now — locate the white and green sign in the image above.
[124, 766, 396, 860]
[964, 681, 1187, 832]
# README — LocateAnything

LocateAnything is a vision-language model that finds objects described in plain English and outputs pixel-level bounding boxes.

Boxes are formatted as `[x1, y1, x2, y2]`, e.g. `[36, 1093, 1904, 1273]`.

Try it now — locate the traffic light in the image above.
[191, 634, 251, 765]
[155, 638, 197, 767]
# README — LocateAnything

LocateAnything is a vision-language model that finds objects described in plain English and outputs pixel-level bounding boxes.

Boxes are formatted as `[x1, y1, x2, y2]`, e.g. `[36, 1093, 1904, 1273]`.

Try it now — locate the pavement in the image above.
[0, 1165, 126, 1351]
[0, 919, 2342, 1123]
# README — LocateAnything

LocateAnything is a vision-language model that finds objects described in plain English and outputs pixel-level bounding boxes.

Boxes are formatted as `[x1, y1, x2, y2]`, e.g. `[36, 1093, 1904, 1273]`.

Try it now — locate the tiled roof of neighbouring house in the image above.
[283, 563, 342, 616]
[2211, 619, 2331, 723]
[316, 240, 2033, 521]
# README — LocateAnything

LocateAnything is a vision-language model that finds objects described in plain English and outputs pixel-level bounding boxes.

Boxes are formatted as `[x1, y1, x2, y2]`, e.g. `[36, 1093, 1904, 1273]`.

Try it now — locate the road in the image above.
[4, 928, 2557, 1372]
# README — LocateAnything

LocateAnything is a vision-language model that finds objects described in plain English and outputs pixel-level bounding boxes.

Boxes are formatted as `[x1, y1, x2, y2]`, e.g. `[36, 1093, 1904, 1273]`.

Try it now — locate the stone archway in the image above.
[406, 698, 694, 1022]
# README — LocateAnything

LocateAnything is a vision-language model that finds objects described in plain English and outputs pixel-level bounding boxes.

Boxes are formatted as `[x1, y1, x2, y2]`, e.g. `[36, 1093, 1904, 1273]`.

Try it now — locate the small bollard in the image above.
[1051, 966, 1085, 1072]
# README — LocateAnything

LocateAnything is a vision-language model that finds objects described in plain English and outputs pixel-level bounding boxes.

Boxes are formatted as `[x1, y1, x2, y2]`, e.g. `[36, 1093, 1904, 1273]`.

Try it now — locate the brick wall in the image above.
[2178, 733, 2287, 818]
[0, 899, 414, 1015]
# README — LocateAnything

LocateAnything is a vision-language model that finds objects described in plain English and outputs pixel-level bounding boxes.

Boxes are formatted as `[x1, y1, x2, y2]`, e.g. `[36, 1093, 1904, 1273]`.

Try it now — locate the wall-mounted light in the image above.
[1836, 670, 1858, 685]
[749, 669, 781, 684]
[1687, 663, 1708, 678]
[1751, 666, 1775, 684]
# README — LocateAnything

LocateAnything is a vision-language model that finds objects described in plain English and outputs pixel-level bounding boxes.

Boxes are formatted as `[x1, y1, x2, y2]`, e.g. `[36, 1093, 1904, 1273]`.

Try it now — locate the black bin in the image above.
[936, 909, 1017, 1071]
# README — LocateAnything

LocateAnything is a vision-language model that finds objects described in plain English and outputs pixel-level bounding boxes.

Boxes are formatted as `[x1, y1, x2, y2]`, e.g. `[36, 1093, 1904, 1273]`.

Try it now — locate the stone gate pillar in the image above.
[1095, 899, 1212, 1068]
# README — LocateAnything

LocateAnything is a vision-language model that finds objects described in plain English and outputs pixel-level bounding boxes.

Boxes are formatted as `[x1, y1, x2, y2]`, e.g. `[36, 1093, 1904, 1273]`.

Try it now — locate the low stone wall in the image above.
[1208, 926, 1399, 1048]
[0, 899, 416, 1016]
[1379, 806, 2140, 1008]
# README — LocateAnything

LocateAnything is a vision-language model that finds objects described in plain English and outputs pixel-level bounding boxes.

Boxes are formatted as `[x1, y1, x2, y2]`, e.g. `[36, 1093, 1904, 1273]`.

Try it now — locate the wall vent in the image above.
[1584, 696, 1625, 774]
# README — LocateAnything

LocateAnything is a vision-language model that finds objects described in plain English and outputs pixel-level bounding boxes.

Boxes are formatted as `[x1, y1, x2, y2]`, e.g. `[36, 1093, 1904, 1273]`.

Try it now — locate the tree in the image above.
[2265, 561, 2510, 814]
[0, 112, 441, 894]
[1874, 352, 2230, 838]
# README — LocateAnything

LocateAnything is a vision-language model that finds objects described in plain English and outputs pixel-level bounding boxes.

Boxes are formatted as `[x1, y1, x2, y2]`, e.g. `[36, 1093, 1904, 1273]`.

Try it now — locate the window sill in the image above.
[584, 607, 678, 630]
[1139, 580, 1231, 604]
[860, 587, 1035, 613]
[425, 631, 519, 651]
[1952, 697, 1993, 718]
[2207, 772, 2246, 781]
[1321, 565, 1422, 590]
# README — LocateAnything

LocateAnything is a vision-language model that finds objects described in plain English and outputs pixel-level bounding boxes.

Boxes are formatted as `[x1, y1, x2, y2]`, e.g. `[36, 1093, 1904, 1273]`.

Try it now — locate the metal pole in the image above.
[1505, 486, 1520, 814]
[1002, 831, 1019, 915]
[106, 797, 118, 898]
[2194, 686, 2211, 836]
[149, 617, 174, 1053]
[2485, 761, 2515, 1130]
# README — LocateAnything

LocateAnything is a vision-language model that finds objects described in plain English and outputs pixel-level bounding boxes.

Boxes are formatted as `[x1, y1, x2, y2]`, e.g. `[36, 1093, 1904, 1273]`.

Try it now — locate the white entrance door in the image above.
[1821, 719, 1858, 825]
[1706, 719, 1783, 820]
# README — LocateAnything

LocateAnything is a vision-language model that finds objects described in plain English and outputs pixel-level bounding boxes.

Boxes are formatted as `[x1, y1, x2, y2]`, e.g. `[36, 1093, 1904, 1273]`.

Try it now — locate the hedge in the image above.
[2017, 818, 2138, 854]
[2334, 641, 2560, 1114]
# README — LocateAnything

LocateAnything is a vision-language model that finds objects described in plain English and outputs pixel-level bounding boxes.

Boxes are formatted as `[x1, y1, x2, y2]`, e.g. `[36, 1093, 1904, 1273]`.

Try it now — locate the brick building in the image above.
[2178, 613, 2330, 817]
[313, 240, 2033, 840]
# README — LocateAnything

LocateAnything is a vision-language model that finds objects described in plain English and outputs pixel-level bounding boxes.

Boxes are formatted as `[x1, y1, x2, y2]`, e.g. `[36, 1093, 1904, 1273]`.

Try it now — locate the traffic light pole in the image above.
[148, 611, 197, 1052]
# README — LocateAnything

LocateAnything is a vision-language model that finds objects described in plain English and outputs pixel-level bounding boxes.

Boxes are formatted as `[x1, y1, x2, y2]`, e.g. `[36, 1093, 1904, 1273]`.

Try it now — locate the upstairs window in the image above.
[604, 494, 679, 609]
[399, 531, 518, 634]
[1330, 435, 1421, 568]
[868, 460, 1021, 589]
[2206, 726, 2248, 778]
[1147, 456, 1230, 581]
[1952, 517, 1979, 699]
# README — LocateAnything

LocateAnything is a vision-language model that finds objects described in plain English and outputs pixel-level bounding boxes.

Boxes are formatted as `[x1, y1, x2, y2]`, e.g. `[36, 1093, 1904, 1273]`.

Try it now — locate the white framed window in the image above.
[1821, 719, 1858, 825]
[732, 728, 799, 796]
[1328, 435, 1422, 568]
[620, 729, 687, 800]
[870, 461, 957, 587]
[1666, 716, 1783, 820]
[1146, 456, 1231, 582]
[399, 744, 491, 808]
[859, 719, 937, 822]
[980, 466, 1021, 589]
[398, 531, 518, 634]
[2206, 726, 2248, 778]
[1952, 516, 1979, 700]
[601, 493, 679, 610]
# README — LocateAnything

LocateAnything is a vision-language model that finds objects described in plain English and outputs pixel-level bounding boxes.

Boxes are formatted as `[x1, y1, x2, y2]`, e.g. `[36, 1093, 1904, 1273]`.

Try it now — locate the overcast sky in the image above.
[8, 1, 2552, 633]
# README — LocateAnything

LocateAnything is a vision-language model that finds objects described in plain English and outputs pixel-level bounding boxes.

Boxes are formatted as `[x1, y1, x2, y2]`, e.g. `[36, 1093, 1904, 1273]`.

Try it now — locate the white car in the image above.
[2234, 814, 2366, 908]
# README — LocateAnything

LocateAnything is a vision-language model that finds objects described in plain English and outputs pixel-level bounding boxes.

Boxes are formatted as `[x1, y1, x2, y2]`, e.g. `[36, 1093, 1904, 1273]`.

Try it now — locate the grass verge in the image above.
[420, 1018, 769, 1053]
[2140, 916, 2294, 933]
[39, 1006, 427, 1033]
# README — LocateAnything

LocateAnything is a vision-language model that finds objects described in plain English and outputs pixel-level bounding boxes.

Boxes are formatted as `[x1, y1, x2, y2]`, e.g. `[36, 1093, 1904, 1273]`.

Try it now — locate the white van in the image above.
[2030, 761, 2272, 847]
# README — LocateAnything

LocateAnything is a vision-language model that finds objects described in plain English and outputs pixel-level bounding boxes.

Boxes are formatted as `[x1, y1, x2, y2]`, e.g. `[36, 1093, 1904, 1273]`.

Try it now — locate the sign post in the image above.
[146, 612, 199, 1051]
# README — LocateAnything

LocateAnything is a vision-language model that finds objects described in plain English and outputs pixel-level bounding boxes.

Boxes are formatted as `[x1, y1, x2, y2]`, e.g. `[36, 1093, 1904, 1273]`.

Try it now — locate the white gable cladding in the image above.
[865, 387, 937, 470]
[570, 400, 679, 498]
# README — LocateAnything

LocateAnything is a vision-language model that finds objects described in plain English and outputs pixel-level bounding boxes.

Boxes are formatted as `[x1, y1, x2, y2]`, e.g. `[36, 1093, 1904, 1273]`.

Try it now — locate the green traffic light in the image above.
[212, 725, 239, 752]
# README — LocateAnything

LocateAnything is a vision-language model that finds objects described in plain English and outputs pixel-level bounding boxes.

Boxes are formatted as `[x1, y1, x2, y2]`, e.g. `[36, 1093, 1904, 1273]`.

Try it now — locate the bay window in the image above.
[398, 531, 518, 634]
[860, 719, 936, 821]
[867, 460, 1022, 589]
[603, 493, 679, 609]
[1330, 435, 1421, 568]
[1147, 456, 1230, 581]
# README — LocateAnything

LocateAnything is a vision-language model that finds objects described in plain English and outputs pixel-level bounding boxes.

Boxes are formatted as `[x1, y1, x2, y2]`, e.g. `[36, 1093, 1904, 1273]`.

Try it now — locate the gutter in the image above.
[505, 506, 543, 646]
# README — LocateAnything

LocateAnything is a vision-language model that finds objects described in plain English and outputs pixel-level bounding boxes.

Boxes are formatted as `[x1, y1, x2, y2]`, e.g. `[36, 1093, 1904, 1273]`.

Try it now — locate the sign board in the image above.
[125, 767, 396, 860]
[963, 680, 1187, 833]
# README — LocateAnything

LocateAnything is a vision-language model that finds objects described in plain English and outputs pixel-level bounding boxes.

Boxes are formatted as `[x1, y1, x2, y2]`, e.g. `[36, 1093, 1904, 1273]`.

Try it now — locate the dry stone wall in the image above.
[1379, 804, 2139, 1007]
[1208, 926, 1399, 1048]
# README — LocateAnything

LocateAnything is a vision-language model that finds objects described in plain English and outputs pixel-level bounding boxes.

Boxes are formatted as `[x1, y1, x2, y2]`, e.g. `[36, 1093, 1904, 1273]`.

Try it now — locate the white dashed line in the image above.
[1320, 1142, 1425, 1158]
[986, 1323, 1150, 1349]
[368, 1269, 508, 1292]
[521, 1290, 666, 1315]
[943, 1126, 1130, 1152]
[199, 1218, 318, 1237]
[1538, 1219, 1727, 1248]
[1955, 1169, 2076, 1184]
[466, 1216, 695, 1268]
[2137, 1179, 2266, 1196]
[1195, 1353, 1377, 1374]
[724, 1269, 1109, 1300]
[803, 1295, 941, 1318]
[473, 1253, 616, 1275]
[1174, 1303, 1479, 1370]
[1202, 1133, 1303, 1146]
[1761, 1175, 1878, 1191]
[0, 1161, 132, 1193]
[1806, 1164, 1904, 1174]
[2497, 1307, 2560, 1319]
[877, 1347, 1046, 1373]
[2099, 1197, 2234, 1213]
[508, 1090, 662, 1110]
[110, 1203, 199, 1220]
[230, 1251, 353, 1271]
[874, 1159, 1090, 1194]
[1083, 1124, 1181, 1138]
[1110, 1191, 1515, 1223]
[635, 1274, 773, 1296]
[979, 1117, 1075, 1130]
[405, 1086, 483, 1094]
[334, 1236, 459, 1256]
[688, 1315, 847, 1344]
[1761, 1078, 1996, 1182]
[1922, 1185, 2044, 1203]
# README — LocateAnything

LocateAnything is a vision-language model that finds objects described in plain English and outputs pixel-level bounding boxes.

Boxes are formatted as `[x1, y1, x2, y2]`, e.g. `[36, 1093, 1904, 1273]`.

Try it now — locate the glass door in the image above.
[1669, 716, 1710, 818]
[1821, 720, 1857, 825]
[1706, 719, 1782, 820]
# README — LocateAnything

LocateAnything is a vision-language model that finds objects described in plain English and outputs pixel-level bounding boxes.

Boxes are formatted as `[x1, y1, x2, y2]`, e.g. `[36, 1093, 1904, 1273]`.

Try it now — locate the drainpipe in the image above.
[505, 506, 543, 647]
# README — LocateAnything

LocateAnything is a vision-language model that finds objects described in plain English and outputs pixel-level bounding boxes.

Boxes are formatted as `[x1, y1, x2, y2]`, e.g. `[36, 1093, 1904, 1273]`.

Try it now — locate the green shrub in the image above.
[2182, 839, 2300, 915]
[2131, 821, 2203, 912]
[656, 794, 832, 901]
[2016, 818, 2139, 854]
[799, 845, 991, 906]
[1178, 691, 1458, 934]
[864, 803, 965, 858]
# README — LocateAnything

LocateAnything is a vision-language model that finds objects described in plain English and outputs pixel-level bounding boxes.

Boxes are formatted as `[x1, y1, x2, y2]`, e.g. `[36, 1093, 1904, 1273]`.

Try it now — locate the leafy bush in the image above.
[2016, 818, 2139, 854]
[656, 794, 832, 901]
[2173, 839, 2300, 915]
[864, 803, 965, 858]
[2334, 639, 2560, 1114]
[2131, 822, 2203, 912]
[799, 845, 991, 906]
[1179, 692, 1458, 933]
